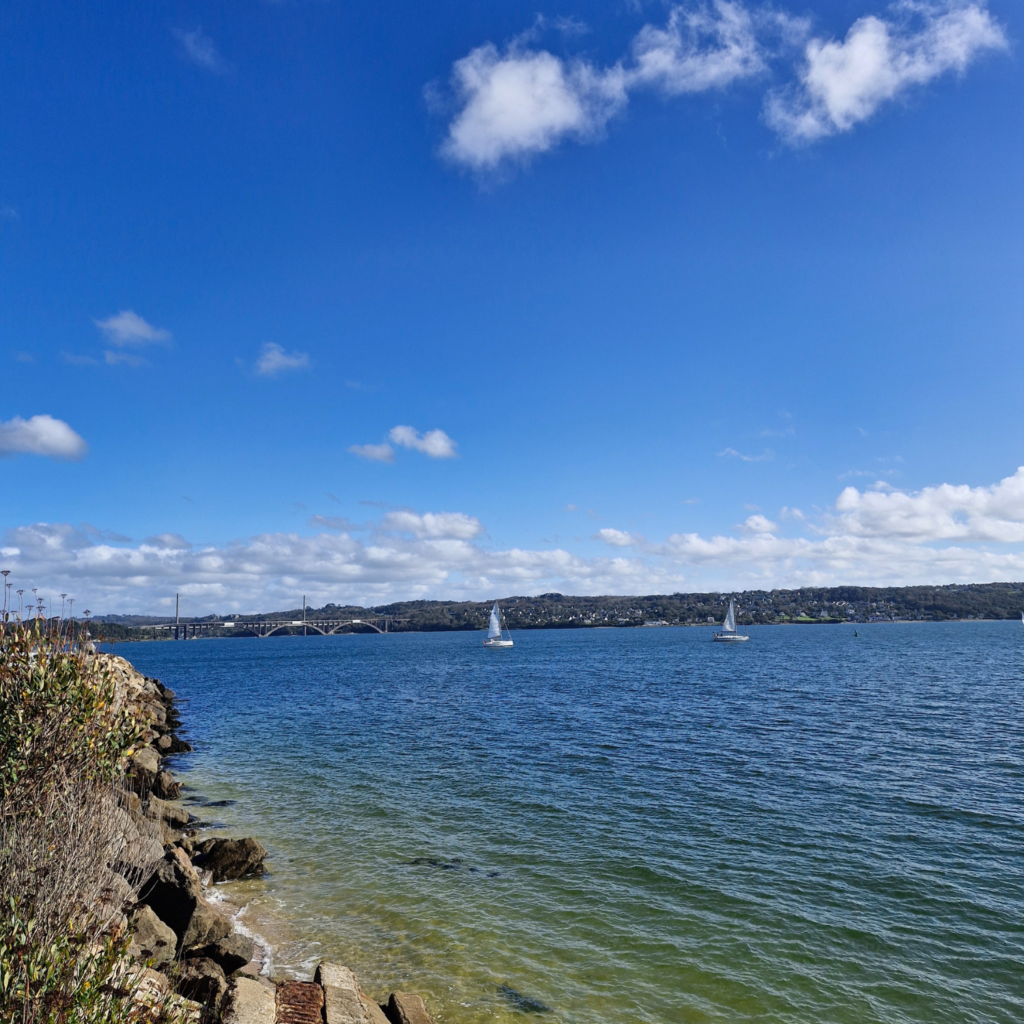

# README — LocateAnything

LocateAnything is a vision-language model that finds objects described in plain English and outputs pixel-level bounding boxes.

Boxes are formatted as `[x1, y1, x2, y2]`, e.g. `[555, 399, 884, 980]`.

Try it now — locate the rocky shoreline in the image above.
[108, 652, 436, 1024]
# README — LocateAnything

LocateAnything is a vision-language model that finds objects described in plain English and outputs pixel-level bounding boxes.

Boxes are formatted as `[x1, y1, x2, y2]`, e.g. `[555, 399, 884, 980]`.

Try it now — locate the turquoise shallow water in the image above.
[120, 622, 1024, 1023]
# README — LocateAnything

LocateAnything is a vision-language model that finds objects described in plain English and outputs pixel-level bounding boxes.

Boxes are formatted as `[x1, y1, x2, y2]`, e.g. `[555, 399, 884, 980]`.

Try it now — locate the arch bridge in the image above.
[150, 616, 397, 639]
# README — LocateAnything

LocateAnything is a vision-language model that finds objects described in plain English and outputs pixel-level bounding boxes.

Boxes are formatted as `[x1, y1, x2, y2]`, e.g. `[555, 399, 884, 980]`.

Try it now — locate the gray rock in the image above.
[137, 848, 229, 951]
[386, 993, 434, 1024]
[185, 933, 255, 974]
[162, 687, 176, 700]
[222, 977, 276, 1024]
[193, 838, 267, 882]
[132, 747, 161, 775]
[153, 769, 181, 800]
[144, 796, 191, 830]
[361, 996, 392, 1024]
[156, 734, 173, 753]
[129, 905, 177, 965]
[175, 957, 228, 1012]
[315, 962, 365, 1024]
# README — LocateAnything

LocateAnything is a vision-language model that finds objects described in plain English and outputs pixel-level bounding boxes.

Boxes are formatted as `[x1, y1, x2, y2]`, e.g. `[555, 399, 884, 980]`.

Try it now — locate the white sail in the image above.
[723, 599, 736, 633]
[488, 602, 502, 639]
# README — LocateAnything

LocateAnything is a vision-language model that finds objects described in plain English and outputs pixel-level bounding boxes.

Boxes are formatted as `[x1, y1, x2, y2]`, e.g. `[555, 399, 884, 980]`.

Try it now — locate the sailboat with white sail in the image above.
[713, 598, 749, 643]
[483, 601, 514, 648]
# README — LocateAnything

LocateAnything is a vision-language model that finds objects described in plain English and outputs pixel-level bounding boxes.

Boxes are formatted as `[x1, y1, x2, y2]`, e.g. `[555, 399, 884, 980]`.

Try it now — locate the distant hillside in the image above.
[87, 582, 1024, 640]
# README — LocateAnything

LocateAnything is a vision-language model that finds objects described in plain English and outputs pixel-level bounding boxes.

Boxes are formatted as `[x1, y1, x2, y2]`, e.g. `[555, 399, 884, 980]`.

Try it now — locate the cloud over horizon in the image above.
[2, 468, 1022, 614]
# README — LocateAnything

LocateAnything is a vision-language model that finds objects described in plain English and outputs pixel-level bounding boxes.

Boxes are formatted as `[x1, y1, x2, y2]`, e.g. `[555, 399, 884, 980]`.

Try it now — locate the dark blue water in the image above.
[120, 622, 1024, 1023]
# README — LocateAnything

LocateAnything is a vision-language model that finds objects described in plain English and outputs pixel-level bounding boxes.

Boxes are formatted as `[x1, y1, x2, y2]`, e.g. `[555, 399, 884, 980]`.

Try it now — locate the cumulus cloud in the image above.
[437, 1, 1007, 167]
[739, 514, 778, 533]
[595, 528, 638, 547]
[831, 469, 1024, 542]
[94, 311, 171, 347]
[255, 343, 310, 377]
[173, 28, 231, 73]
[4, 470, 1023, 612]
[766, 1, 1007, 142]
[630, 0, 767, 94]
[388, 426, 458, 459]
[439, 1, 779, 170]
[441, 43, 628, 170]
[0, 415, 88, 460]
[382, 511, 484, 539]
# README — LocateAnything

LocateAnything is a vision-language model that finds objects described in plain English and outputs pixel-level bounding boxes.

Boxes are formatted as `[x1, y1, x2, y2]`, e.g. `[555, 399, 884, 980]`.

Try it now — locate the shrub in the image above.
[0, 621, 186, 1024]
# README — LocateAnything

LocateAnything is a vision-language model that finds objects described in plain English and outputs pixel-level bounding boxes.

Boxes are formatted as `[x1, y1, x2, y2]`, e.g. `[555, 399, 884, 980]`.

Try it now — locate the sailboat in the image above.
[713, 598, 749, 643]
[483, 601, 514, 648]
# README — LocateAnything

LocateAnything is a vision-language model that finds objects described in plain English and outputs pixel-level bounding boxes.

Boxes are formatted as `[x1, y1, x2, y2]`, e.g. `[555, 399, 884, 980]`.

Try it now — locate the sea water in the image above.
[120, 622, 1024, 1023]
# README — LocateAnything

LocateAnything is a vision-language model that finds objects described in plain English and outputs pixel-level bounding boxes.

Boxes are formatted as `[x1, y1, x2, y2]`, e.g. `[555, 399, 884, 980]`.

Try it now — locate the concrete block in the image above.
[314, 962, 366, 1024]
[222, 977, 276, 1024]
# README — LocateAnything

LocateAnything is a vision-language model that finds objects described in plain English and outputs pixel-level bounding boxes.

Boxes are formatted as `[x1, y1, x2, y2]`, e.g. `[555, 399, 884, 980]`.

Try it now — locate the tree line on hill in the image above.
[87, 582, 1024, 640]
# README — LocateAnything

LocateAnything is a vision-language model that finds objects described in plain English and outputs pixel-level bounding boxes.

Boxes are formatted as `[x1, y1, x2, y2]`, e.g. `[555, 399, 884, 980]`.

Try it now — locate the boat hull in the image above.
[483, 638, 514, 648]
[713, 632, 749, 643]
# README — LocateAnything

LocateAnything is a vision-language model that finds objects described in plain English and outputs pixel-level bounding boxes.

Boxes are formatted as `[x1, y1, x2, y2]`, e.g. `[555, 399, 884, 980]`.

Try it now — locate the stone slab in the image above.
[222, 977, 276, 1024]
[315, 962, 366, 1024]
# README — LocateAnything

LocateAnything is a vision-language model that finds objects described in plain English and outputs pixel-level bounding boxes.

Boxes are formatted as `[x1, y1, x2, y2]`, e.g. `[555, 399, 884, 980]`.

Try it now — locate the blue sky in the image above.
[1, 0, 1022, 614]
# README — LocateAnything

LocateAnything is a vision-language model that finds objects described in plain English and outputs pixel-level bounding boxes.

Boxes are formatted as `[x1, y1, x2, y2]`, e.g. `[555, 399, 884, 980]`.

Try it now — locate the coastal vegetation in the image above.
[89, 582, 1024, 640]
[0, 620, 181, 1023]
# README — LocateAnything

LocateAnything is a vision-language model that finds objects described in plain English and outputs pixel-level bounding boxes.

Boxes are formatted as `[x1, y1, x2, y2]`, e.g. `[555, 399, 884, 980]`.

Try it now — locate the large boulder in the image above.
[129, 905, 177, 965]
[152, 770, 181, 800]
[222, 977, 276, 1024]
[144, 796, 191, 830]
[193, 838, 267, 882]
[185, 933, 255, 974]
[175, 957, 228, 1012]
[137, 848, 230, 952]
[128, 747, 161, 795]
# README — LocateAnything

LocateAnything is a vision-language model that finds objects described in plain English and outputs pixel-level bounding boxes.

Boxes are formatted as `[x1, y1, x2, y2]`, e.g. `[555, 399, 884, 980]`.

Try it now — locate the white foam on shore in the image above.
[205, 885, 276, 977]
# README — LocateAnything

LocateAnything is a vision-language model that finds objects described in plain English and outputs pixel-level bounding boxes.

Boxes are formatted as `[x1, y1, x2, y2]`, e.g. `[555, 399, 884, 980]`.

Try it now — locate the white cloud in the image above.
[0, 415, 88, 460]
[388, 425, 458, 459]
[255, 343, 310, 377]
[94, 311, 171, 347]
[766, 1, 1007, 142]
[595, 528, 638, 547]
[831, 468, 1024, 542]
[739, 514, 778, 533]
[437, 1, 1008, 166]
[173, 28, 230, 74]
[382, 511, 484, 539]
[439, 1, 777, 171]
[348, 442, 395, 463]
[4, 470, 1023, 613]
[630, 0, 767, 94]
[441, 43, 628, 170]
